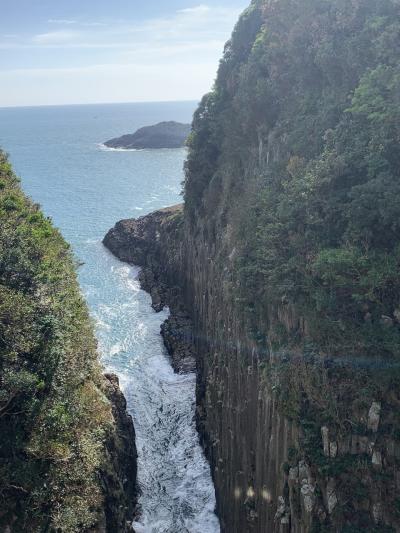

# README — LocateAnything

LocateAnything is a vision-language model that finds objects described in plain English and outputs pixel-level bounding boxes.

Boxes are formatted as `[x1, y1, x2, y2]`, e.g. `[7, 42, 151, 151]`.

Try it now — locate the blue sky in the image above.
[0, 1, 248, 107]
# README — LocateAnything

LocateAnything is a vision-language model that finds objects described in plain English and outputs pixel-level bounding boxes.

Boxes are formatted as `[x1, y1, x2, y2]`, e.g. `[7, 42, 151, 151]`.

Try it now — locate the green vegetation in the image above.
[0, 152, 115, 531]
[184, 0, 400, 358]
[182, 0, 400, 529]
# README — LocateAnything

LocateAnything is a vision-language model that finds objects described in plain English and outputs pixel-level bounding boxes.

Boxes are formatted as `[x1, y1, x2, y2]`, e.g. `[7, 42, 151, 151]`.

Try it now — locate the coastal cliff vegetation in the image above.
[0, 151, 136, 532]
[180, 0, 400, 529]
[185, 0, 400, 358]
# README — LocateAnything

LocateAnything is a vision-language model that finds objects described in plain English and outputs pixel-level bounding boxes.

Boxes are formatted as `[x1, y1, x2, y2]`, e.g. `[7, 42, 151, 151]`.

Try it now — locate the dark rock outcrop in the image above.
[103, 206, 195, 374]
[161, 315, 196, 374]
[102, 373, 138, 533]
[104, 122, 191, 150]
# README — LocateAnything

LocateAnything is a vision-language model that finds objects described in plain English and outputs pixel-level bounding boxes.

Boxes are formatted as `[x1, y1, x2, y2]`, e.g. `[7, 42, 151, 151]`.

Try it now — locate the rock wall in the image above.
[104, 209, 400, 533]
[183, 220, 400, 532]
[175, 0, 400, 529]
[103, 2, 400, 529]
[102, 374, 138, 533]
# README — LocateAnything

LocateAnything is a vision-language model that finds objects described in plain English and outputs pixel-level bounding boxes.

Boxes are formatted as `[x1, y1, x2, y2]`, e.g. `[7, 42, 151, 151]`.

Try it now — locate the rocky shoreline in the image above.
[103, 205, 196, 374]
[102, 373, 139, 532]
[103, 205, 400, 532]
[104, 122, 191, 150]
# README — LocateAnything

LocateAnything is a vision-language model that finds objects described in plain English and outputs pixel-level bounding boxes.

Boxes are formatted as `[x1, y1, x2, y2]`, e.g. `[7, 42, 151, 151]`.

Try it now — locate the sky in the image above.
[0, 1, 248, 107]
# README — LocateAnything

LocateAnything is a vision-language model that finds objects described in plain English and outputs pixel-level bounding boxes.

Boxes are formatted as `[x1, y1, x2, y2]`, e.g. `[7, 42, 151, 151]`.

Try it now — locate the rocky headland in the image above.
[104, 122, 191, 150]
[103, 205, 196, 374]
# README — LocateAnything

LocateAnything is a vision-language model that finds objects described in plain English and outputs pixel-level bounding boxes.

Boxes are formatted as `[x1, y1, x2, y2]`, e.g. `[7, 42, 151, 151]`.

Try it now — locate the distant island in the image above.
[104, 121, 191, 149]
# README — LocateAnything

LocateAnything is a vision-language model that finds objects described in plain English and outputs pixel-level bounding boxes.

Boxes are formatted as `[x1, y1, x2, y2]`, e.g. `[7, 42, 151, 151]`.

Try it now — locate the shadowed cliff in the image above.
[105, 0, 400, 531]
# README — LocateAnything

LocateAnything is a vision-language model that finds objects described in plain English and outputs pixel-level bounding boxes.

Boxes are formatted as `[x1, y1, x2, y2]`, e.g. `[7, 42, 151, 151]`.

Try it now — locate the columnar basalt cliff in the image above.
[105, 0, 400, 531]
[104, 209, 400, 533]
[0, 151, 137, 532]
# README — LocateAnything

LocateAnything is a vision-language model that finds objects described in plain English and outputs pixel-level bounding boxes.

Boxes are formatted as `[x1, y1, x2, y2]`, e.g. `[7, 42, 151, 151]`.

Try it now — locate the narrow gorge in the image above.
[1, 0, 400, 531]
[104, 0, 400, 531]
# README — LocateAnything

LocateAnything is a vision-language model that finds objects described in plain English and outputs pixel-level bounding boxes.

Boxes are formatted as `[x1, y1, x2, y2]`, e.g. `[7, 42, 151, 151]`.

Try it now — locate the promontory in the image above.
[104, 121, 191, 150]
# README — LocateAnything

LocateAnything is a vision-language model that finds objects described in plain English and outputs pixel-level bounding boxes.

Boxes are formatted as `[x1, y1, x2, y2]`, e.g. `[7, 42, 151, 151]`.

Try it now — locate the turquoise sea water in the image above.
[0, 102, 220, 533]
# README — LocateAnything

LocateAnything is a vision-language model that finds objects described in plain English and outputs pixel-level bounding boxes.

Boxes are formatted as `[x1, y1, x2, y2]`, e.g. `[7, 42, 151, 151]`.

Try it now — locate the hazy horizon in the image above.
[0, 1, 247, 108]
[0, 98, 199, 110]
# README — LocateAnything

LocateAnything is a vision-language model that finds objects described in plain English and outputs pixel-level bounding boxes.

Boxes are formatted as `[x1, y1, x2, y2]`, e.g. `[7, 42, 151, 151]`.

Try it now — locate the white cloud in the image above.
[0, 3, 248, 106]
[82, 22, 107, 27]
[6, 5, 243, 50]
[48, 19, 77, 25]
[48, 19, 107, 28]
[33, 30, 80, 45]
[178, 5, 211, 15]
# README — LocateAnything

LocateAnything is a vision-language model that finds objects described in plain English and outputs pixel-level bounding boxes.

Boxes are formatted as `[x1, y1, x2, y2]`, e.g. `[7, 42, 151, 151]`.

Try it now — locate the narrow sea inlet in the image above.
[0, 102, 219, 533]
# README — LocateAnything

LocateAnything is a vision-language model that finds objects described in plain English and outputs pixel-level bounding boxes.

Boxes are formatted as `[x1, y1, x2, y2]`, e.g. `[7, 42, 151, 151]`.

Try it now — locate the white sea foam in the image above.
[110, 342, 123, 356]
[1, 101, 214, 531]
[97, 259, 220, 533]
[97, 143, 144, 152]
[113, 264, 141, 292]
[85, 237, 101, 245]
[94, 317, 111, 331]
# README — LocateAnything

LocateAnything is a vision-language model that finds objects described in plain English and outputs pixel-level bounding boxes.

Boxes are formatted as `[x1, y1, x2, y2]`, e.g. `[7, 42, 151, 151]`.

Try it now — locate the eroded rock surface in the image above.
[103, 205, 195, 374]
[102, 373, 138, 532]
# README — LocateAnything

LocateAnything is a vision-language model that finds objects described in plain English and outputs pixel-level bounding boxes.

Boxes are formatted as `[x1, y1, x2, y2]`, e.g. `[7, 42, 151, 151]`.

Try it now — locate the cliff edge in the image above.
[0, 151, 138, 533]
[103, 374, 138, 532]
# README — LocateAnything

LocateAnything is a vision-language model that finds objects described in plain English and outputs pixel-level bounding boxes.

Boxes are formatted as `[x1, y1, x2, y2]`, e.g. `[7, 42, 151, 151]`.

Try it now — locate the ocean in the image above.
[0, 101, 220, 533]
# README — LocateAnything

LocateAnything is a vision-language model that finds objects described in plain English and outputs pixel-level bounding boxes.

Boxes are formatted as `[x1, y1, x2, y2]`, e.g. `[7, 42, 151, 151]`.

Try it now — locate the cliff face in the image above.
[105, 209, 400, 533]
[0, 152, 137, 532]
[103, 374, 138, 533]
[182, 1, 400, 530]
[183, 222, 400, 533]
[104, 0, 400, 531]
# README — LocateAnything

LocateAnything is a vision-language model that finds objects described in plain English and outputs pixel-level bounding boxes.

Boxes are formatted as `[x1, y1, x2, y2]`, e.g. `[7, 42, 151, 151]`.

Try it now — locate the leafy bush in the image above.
[0, 151, 114, 532]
